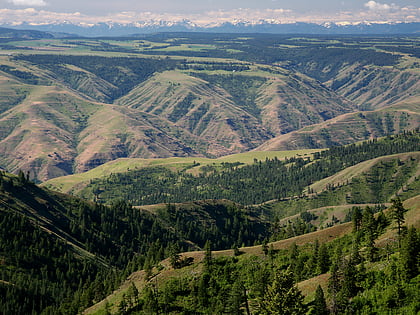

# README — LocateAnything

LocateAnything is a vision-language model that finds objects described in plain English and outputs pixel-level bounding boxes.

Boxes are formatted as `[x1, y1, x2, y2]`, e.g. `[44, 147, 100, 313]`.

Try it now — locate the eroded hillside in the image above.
[0, 35, 419, 181]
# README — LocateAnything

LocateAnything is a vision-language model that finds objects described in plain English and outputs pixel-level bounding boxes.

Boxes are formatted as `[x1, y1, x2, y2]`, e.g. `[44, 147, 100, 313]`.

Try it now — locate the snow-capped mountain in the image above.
[1, 20, 419, 37]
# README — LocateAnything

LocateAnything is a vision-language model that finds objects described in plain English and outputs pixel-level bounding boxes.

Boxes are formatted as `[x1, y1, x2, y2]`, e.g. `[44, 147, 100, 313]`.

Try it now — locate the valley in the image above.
[0, 33, 419, 182]
[0, 29, 419, 315]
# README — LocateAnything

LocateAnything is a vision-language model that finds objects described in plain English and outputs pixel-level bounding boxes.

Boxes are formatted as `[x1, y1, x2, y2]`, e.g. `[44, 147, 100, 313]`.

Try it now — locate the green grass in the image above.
[309, 152, 420, 193]
[42, 149, 321, 193]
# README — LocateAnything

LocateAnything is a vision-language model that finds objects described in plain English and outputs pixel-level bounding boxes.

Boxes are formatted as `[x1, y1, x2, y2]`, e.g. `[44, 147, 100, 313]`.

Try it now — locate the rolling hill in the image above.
[255, 99, 420, 151]
[0, 34, 419, 183]
[1, 128, 419, 314]
[43, 131, 420, 208]
[82, 193, 420, 315]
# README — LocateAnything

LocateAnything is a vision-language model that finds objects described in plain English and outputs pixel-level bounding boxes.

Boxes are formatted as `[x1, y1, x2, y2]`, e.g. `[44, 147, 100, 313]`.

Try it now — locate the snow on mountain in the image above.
[1, 20, 419, 37]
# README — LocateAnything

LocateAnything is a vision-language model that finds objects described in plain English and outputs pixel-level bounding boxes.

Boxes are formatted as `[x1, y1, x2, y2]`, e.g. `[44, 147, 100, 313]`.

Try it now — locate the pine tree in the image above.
[317, 244, 330, 274]
[389, 197, 407, 247]
[362, 207, 377, 262]
[227, 278, 245, 315]
[169, 243, 181, 269]
[328, 263, 341, 315]
[400, 227, 419, 280]
[312, 285, 328, 315]
[259, 269, 307, 315]
[203, 240, 212, 270]
[351, 207, 362, 233]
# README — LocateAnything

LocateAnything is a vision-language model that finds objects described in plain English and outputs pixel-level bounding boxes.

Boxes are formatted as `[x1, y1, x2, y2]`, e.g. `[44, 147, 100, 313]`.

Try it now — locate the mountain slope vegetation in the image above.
[0, 34, 419, 181]
[0, 172, 269, 314]
[45, 130, 420, 208]
[84, 195, 420, 315]
[0, 126, 419, 314]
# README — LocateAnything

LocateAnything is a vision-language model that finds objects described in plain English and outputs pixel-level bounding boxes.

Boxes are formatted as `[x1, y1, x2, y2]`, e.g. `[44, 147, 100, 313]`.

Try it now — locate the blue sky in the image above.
[1, 0, 418, 14]
[0, 0, 419, 24]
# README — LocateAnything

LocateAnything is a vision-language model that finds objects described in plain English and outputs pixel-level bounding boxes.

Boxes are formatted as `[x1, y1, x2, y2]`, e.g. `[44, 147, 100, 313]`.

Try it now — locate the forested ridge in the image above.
[90, 199, 420, 315]
[2, 35, 419, 182]
[0, 33, 419, 314]
[81, 130, 420, 206]
[0, 172, 268, 314]
[0, 131, 419, 314]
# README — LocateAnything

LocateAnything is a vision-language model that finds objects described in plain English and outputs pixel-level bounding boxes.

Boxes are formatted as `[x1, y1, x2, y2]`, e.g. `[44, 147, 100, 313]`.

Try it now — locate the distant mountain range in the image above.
[2, 21, 419, 37]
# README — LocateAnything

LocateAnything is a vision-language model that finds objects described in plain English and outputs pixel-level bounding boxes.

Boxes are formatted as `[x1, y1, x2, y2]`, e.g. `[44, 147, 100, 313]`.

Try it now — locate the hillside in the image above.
[0, 34, 419, 181]
[83, 194, 420, 315]
[1, 128, 419, 314]
[43, 149, 319, 195]
[255, 99, 420, 151]
[0, 172, 271, 314]
[43, 131, 420, 208]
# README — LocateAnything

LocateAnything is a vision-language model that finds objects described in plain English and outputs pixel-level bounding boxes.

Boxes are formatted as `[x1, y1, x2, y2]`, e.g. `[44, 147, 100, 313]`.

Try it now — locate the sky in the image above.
[0, 0, 419, 25]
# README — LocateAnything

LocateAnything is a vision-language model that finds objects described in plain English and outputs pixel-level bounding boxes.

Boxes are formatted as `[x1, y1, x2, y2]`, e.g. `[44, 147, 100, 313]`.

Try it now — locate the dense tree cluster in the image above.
[118, 202, 418, 315]
[82, 130, 420, 206]
[0, 128, 419, 314]
[0, 172, 269, 313]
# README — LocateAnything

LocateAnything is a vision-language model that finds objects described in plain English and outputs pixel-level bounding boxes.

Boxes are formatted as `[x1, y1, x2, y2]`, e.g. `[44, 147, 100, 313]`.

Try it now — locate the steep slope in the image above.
[83, 195, 420, 315]
[0, 172, 269, 313]
[116, 71, 273, 156]
[74, 105, 207, 173]
[327, 64, 420, 110]
[254, 71, 354, 135]
[1, 36, 419, 181]
[255, 99, 420, 151]
[262, 151, 420, 219]
[0, 84, 100, 181]
[0, 71, 33, 114]
[44, 132, 420, 208]
[286, 48, 420, 111]
[0, 77, 208, 181]
[0, 56, 354, 180]
[117, 68, 354, 153]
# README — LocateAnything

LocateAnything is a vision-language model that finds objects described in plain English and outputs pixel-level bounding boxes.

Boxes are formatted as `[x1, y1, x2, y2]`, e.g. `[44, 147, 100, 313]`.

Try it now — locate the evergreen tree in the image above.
[312, 285, 329, 315]
[328, 263, 341, 315]
[389, 197, 407, 247]
[362, 207, 377, 262]
[227, 278, 245, 315]
[169, 243, 181, 269]
[259, 269, 307, 315]
[400, 227, 419, 280]
[317, 244, 330, 274]
[351, 207, 362, 233]
[203, 240, 212, 269]
[142, 285, 159, 314]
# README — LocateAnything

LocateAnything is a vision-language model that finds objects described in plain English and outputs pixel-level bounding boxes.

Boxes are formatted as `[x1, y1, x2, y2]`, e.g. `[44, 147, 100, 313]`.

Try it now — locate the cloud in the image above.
[9, 0, 47, 6]
[0, 6, 418, 27]
[364, 1, 398, 11]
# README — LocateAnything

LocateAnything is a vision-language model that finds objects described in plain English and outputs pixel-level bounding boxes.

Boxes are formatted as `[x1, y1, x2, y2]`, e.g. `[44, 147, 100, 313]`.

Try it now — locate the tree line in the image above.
[82, 129, 420, 206]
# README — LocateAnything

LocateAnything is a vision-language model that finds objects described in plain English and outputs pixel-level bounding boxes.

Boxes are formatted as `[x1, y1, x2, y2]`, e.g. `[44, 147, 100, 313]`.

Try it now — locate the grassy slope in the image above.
[326, 63, 420, 111]
[1, 37, 419, 182]
[260, 151, 420, 220]
[309, 151, 420, 193]
[83, 194, 420, 315]
[0, 82, 101, 181]
[116, 68, 354, 150]
[0, 55, 348, 181]
[42, 149, 320, 194]
[115, 70, 273, 156]
[255, 99, 420, 151]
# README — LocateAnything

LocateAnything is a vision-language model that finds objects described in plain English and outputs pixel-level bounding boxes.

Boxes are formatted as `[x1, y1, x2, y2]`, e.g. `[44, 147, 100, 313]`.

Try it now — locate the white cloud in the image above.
[0, 5, 418, 26]
[364, 1, 398, 11]
[9, 0, 47, 6]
